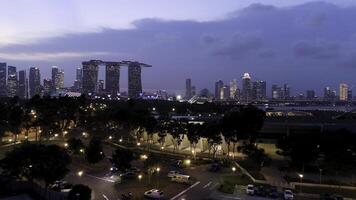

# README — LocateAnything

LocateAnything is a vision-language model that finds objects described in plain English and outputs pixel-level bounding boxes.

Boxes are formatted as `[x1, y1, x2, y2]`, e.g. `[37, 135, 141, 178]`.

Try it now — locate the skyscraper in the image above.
[272, 84, 282, 100]
[347, 89, 353, 101]
[0, 63, 7, 97]
[252, 81, 266, 101]
[54, 70, 64, 90]
[242, 73, 252, 102]
[43, 78, 52, 96]
[82, 60, 100, 95]
[283, 84, 290, 100]
[229, 79, 238, 100]
[339, 83, 348, 101]
[51, 66, 59, 92]
[97, 80, 105, 93]
[105, 63, 120, 95]
[128, 63, 142, 99]
[215, 80, 223, 100]
[306, 90, 316, 100]
[7, 66, 17, 97]
[29, 67, 41, 97]
[222, 85, 230, 100]
[76, 67, 83, 81]
[185, 78, 192, 99]
[17, 70, 27, 99]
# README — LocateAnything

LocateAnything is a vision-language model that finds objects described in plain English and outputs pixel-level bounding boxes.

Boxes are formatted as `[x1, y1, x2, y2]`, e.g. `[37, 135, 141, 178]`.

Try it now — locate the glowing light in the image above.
[77, 171, 84, 176]
[108, 136, 112, 140]
[232, 167, 236, 172]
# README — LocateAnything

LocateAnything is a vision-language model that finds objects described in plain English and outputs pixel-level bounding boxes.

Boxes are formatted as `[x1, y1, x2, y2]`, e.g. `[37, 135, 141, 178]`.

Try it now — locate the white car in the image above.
[284, 189, 294, 200]
[144, 189, 164, 199]
[246, 184, 255, 195]
[167, 170, 182, 178]
[104, 173, 121, 183]
[49, 181, 73, 193]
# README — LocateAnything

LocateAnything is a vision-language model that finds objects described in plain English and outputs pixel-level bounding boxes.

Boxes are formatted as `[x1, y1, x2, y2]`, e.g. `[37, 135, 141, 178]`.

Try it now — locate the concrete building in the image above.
[17, 70, 27, 99]
[339, 83, 348, 101]
[43, 78, 52, 96]
[214, 80, 223, 100]
[7, 66, 17, 97]
[82, 60, 100, 94]
[185, 78, 192, 99]
[252, 81, 266, 101]
[0, 63, 6, 97]
[105, 63, 120, 95]
[229, 79, 238, 100]
[242, 73, 252, 102]
[29, 67, 41, 97]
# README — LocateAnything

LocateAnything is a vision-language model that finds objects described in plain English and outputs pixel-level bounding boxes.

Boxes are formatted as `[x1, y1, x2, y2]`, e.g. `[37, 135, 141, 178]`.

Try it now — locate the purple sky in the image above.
[0, 0, 356, 96]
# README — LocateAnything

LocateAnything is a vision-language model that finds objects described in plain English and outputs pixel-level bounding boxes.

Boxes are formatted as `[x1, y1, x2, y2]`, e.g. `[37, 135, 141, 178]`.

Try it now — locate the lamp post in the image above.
[156, 167, 160, 188]
[299, 174, 304, 192]
[319, 169, 323, 184]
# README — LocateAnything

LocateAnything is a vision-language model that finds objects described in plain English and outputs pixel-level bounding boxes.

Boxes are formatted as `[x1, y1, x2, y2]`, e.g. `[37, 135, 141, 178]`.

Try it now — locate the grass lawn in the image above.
[295, 186, 356, 198]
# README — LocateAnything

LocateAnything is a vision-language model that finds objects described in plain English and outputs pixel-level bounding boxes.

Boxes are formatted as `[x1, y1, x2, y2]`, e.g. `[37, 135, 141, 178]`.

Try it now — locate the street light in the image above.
[119, 138, 123, 143]
[64, 143, 68, 148]
[184, 159, 191, 166]
[54, 133, 59, 137]
[232, 167, 236, 172]
[80, 148, 85, 153]
[319, 169, 323, 184]
[299, 173, 304, 192]
[77, 171, 84, 177]
[137, 142, 141, 146]
[108, 136, 112, 140]
[138, 174, 143, 181]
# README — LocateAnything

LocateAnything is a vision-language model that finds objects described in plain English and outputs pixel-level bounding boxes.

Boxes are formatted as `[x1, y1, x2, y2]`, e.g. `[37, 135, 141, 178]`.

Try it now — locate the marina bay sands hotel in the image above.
[82, 60, 151, 99]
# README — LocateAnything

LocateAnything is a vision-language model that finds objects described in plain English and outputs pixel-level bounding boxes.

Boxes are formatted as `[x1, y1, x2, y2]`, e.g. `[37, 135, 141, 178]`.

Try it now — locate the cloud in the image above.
[0, 51, 113, 61]
[293, 40, 341, 59]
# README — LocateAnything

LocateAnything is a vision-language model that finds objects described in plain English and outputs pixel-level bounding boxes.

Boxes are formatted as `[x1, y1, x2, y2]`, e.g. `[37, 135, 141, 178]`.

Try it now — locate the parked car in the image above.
[171, 174, 190, 184]
[255, 185, 268, 197]
[110, 166, 119, 173]
[268, 186, 279, 198]
[104, 173, 121, 183]
[209, 163, 221, 172]
[120, 171, 137, 179]
[167, 170, 182, 178]
[246, 184, 255, 195]
[284, 189, 294, 200]
[127, 167, 141, 173]
[49, 181, 73, 193]
[144, 189, 164, 199]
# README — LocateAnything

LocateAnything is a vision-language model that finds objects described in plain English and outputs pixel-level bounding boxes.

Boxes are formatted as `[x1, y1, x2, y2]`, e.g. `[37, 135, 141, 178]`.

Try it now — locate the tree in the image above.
[201, 121, 222, 158]
[112, 148, 134, 171]
[67, 184, 92, 200]
[67, 137, 85, 154]
[85, 137, 105, 164]
[186, 123, 201, 153]
[0, 143, 71, 186]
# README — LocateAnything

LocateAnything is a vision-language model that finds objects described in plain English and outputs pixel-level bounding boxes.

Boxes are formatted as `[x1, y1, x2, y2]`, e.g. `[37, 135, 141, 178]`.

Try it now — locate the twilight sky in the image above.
[0, 0, 356, 95]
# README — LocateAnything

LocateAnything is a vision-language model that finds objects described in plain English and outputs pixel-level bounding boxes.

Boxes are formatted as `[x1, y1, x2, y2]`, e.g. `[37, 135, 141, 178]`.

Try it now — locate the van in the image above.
[171, 174, 190, 184]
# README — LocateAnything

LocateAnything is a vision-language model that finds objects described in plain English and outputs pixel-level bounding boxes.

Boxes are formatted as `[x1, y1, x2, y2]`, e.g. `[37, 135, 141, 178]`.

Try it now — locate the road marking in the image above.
[170, 181, 200, 200]
[210, 183, 219, 190]
[102, 194, 109, 200]
[85, 174, 115, 183]
[203, 181, 212, 188]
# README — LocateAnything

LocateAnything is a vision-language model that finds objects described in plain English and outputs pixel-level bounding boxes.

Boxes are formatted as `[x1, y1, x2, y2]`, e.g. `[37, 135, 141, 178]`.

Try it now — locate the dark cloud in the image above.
[1, 1, 356, 93]
[293, 40, 341, 59]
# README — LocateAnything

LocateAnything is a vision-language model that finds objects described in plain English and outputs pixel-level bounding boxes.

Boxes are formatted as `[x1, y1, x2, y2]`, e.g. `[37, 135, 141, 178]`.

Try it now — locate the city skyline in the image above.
[0, 1, 356, 93]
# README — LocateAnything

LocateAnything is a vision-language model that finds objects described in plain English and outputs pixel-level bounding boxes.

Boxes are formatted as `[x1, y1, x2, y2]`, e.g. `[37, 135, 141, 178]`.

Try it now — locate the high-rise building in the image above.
[54, 70, 64, 90]
[283, 84, 290, 100]
[0, 63, 6, 97]
[29, 67, 41, 97]
[7, 66, 17, 97]
[51, 66, 59, 91]
[347, 89, 353, 101]
[82, 60, 100, 95]
[185, 78, 192, 99]
[252, 81, 266, 101]
[97, 80, 105, 93]
[191, 86, 196, 96]
[306, 90, 316, 100]
[221, 85, 230, 100]
[242, 73, 252, 102]
[339, 83, 348, 101]
[272, 84, 282, 100]
[43, 78, 52, 96]
[229, 79, 238, 100]
[74, 67, 83, 92]
[105, 63, 120, 95]
[214, 80, 224, 100]
[76, 67, 83, 81]
[324, 86, 336, 101]
[128, 63, 143, 99]
[17, 70, 27, 99]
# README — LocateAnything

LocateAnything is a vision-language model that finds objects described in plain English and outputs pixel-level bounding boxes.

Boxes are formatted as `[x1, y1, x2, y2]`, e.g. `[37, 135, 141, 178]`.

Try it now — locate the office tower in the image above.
[43, 78, 52, 96]
[215, 80, 224, 100]
[54, 70, 64, 90]
[128, 63, 143, 99]
[7, 66, 17, 97]
[97, 80, 104, 93]
[221, 85, 230, 100]
[229, 79, 238, 100]
[324, 87, 332, 100]
[73, 80, 81, 92]
[242, 73, 252, 102]
[29, 67, 41, 97]
[82, 60, 100, 94]
[76, 67, 83, 81]
[18, 70, 27, 99]
[51, 66, 59, 91]
[252, 81, 266, 101]
[0, 63, 6, 97]
[339, 83, 348, 101]
[191, 86, 196, 96]
[283, 84, 290, 100]
[105, 63, 120, 95]
[185, 78, 192, 99]
[306, 90, 316, 100]
[272, 84, 282, 100]
[348, 89, 353, 101]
